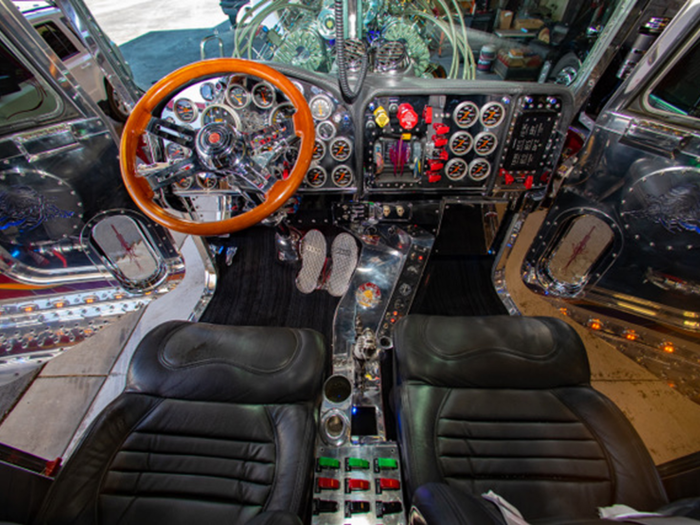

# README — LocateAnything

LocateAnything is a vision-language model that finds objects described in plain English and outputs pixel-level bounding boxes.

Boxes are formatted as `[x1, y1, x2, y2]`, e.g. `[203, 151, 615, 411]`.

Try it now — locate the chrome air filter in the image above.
[374, 40, 410, 74]
[343, 39, 367, 71]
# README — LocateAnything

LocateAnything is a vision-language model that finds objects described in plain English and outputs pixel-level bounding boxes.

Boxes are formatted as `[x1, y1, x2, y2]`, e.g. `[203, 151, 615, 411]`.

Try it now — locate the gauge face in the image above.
[312, 140, 326, 160]
[480, 102, 505, 127]
[309, 94, 335, 121]
[330, 137, 352, 162]
[316, 121, 336, 141]
[332, 165, 353, 188]
[474, 131, 498, 156]
[445, 158, 468, 181]
[252, 82, 275, 109]
[226, 84, 250, 109]
[468, 158, 491, 181]
[201, 104, 241, 127]
[448, 131, 473, 156]
[453, 101, 479, 128]
[200, 82, 216, 101]
[306, 166, 327, 188]
[166, 142, 190, 161]
[174, 174, 194, 190]
[270, 102, 296, 125]
[174, 98, 197, 123]
[197, 172, 218, 189]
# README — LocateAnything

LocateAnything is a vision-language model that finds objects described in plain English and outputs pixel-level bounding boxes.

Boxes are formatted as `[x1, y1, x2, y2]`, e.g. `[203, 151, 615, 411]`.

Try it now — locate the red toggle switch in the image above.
[432, 135, 447, 147]
[397, 103, 418, 130]
[346, 479, 370, 492]
[524, 175, 534, 189]
[504, 173, 515, 185]
[437, 150, 449, 160]
[423, 105, 433, 124]
[433, 123, 450, 135]
[540, 171, 551, 183]
[317, 477, 340, 490]
[428, 174, 442, 183]
[428, 160, 444, 172]
[379, 478, 401, 491]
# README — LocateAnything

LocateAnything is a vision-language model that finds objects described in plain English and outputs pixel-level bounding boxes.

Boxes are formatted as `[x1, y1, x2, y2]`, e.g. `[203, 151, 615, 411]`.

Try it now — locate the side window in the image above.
[34, 21, 79, 61]
[647, 37, 700, 119]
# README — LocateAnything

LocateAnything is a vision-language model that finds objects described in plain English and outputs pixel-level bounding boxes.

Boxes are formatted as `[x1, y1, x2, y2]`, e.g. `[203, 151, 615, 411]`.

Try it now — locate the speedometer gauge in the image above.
[201, 104, 241, 128]
[480, 102, 505, 127]
[468, 158, 491, 181]
[448, 131, 473, 156]
[270, 103, 296, 125]
[474, 131, 498, 156]
[252, 82, 275, 109]
[445, 158, 468, 181]
[226, 85, 250, 109]
[330, 137, 352, 162]
[174, 98, 197, 123]
[306, 166, 327, 188]
[453, 101, 479, 128]
[309, 94, 334, 121]
[332, 165, 353, 187]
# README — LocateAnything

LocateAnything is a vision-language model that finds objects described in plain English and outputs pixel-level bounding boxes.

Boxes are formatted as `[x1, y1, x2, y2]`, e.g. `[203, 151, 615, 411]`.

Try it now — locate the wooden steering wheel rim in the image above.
[119, 58, 314, 236]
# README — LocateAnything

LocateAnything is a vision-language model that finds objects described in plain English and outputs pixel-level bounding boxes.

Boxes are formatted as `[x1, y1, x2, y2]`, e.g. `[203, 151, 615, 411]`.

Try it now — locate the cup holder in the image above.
[321, 409, 349, 446]
[324, 374, 352, 404]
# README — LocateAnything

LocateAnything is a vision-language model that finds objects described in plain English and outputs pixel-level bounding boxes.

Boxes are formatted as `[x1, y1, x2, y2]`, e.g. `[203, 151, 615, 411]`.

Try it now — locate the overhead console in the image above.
[362, 87, 570, 196]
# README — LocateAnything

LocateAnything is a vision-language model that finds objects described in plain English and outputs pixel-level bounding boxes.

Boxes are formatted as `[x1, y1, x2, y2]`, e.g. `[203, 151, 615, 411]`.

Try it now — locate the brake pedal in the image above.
[325, 233, 358, 297]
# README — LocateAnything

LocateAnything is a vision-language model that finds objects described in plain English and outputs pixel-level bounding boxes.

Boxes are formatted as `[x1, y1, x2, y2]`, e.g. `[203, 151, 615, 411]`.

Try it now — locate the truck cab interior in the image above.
[0, 0, 699, 523]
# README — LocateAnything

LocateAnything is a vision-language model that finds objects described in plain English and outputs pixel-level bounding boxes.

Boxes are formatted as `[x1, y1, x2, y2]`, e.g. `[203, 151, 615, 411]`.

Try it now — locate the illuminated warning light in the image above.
[587, 318, 603, 331]
[660, 342, 675, 354]
[22, 305, 36, 313]
[114, 294, 124, 300]
[84, 328, 94, 337]
[85, 297, 96, 304]
[623, 330, 639, 342]
[559, 307, 569, 316]
[54, 301, 66, 308]
[144, 291, 153, 296]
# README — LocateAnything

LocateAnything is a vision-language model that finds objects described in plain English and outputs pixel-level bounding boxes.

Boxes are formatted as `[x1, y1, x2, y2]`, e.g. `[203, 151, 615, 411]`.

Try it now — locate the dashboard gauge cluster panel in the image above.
[493, 94, 565, 192]
[301, 88, 356, 192]
[363, 94, 512, 193]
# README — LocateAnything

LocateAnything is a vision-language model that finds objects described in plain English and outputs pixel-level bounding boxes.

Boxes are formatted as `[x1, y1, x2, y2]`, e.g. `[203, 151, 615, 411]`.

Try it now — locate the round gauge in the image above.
[468, 158, 491, 181]
[292, 80, 304, 96]
[330, 137, 352, 162]
[332, 165, 353, 188]
[306, 166, 327, 188]
[270, 102, 296, 125]
[201, 104, 241, 128]
[226, 84, 250, 109]
[474, 131, 498, 156]
[252, 82, 275, 109]
[174, 98, 197, 123]
[174, 174, 194, 190]
[200, 82, 216, 102]
[445, 158, 468, 181]
[166, 142, 190, 161]
[316, 121, 336, 141]
[312, 140, 326, 161]
[448, 131, 473, 156]
[309, 94, 335, 121]
[480, 102, 505, 127]
[197, 172, 218, 189]
[453, 100, 479, 128]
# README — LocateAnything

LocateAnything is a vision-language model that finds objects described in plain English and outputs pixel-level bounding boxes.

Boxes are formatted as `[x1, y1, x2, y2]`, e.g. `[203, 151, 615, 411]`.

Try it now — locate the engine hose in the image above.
[335, 0, 368, 103]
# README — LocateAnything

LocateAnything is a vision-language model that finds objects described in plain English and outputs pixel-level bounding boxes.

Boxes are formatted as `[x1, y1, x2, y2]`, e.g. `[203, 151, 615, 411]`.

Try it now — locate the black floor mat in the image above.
[410, 254, 508, 316]
[200, 227, 341, 343]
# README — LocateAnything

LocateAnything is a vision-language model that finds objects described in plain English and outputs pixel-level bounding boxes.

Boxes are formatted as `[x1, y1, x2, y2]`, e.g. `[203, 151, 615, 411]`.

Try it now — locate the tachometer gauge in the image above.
[332, 165, 353, 187]
[445, 158, 468, 181]
[197, 172, 218, 189]
[448, 131, 473, 156]
[316, 121, 336, 141]
[201, 104, 241, 128]
[312, 140, 326, 160]
[474, 131, 498, 156]
[226, 84, 250, 109]
[453, 100, 479, 128]
[329, 137, 352, 162]
[270, 103, 296, 125]
[309, 94, 334, 121]
[252, 82, 275, 109]
[166, 142, 190, 161]
[480, 102, 505, 127]
[200, 82, 216, 102]
[174, 98, 197, 123]
[468, 158, 491, 181]
[306, 166, 327, 188]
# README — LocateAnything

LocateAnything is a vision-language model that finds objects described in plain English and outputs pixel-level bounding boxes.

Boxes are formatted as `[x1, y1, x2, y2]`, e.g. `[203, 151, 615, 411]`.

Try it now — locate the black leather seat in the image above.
[393, 315, 672, 523]
[35, 321, 327, 525]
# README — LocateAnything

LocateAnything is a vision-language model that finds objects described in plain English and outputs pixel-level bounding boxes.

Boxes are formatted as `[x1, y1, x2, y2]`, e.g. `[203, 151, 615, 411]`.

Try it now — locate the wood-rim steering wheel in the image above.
[119, 58, 314, 236]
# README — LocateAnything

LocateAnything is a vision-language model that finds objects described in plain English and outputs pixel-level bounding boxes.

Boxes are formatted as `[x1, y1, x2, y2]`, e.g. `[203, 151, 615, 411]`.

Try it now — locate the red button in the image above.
[317, 477, 340, 490]
[398, 103, 418, 130]
[379, 478, 401, 490]
[524, 175, 534, 189]
[346, 479, 370, 491]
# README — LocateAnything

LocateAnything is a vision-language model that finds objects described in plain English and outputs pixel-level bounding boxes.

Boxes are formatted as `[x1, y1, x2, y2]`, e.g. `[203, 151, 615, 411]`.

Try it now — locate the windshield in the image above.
[85, 0, 623, 90]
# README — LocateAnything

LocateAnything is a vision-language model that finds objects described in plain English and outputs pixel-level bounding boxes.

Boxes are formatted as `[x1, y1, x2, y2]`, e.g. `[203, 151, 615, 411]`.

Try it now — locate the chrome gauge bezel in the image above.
[166, 142, 190, 161]
[251, 81, 276, 109]
[452, 100, 479, 128]
[329, 136, 353, 162]
[448, 131, 473, 156]
[468, 158, 491, 181]
[445, 158, 468, 181]
[312, 140, 326, 161]
[173, 98, 198, 123]
[225, 84, 250, 109]
[201, 104, 242, 128]
[309, 94, 335, 121]
[480, 101, 506, 128]
[473, 131, 498, 156]
[331, 165, 353, 187]
[270, 102, 296, 125]
[305, 165, 327, 188]
[316, 121, 337, 141]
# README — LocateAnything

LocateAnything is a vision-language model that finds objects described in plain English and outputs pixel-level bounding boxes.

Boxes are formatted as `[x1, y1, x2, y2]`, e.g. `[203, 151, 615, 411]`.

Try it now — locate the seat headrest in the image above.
[394, 315, 590, 389]
[126, 321, 326, 404]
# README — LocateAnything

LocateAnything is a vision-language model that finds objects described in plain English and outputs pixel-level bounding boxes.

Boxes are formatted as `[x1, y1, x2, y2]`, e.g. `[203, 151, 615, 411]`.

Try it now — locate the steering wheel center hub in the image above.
[196, 123, 245, 170]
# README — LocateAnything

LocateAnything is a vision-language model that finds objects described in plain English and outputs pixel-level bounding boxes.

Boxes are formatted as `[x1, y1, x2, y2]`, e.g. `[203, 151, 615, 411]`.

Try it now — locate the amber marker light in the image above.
[587, 318, 602, 331]
[54, 301, 66, 308]
[559, 307, 569, 316]
[660, 342, 675, 354]
[623, 330, 638, 342]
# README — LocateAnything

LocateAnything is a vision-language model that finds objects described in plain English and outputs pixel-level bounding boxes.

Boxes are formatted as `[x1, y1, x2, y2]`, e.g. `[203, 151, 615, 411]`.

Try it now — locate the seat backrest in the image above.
[36, 321, 327, 525]
[394, 315, 668, 522]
